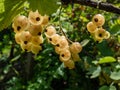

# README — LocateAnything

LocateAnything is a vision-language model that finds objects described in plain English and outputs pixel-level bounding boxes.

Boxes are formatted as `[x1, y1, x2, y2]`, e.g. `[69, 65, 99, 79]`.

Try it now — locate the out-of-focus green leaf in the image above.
[54, 63, 64, 78]
[0, 0, 4, 13]
[99, 85, 109, 90]
[90, 66, 101, 78]
[110, 70, 120, 80]
[97, 41, 114, 56]
[109, 85, 116, 90]
[29, 0, 59, 15]
[99, 85, 116, 90]
[110, 24, 120, 34]
[0, 0, 26, 31]
[98, 56, 116, 64]
[118, 35, 120, 43]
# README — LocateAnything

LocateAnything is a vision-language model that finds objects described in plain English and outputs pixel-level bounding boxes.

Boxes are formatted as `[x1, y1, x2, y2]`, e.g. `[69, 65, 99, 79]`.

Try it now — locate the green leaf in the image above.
[0, 0, 26, 31]
[110, 70, 120, 80]
[110, 24, 120, 34]
[118, 35, 120, 43]
[109, 85, 116, 90]
[99, 85, 109, 90]
[99, 85, 116, 90]
[98, 56, 116, 64]
[29, 0, 59, 15]
[97, 41, 114, 56]
[80, 39, 90, 47]
[90, 66, 101, 78]
[0, 0, 4, 13]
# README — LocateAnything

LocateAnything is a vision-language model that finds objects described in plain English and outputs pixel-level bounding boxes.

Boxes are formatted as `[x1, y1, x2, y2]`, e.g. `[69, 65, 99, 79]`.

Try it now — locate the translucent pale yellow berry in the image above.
[20, 42, 32, 52]
[20, 31, 32, 44]
[31, 36, 43, 45]
[15, 33, 22, 44]
[12, 15, 29, 33]
[64, 60, 75, 69]
[72, 53, 81, 62]
[55, 46, 61, 54]
[45, 25, 56, 37]
[87, 21, 97, 33]
[70, 42, 82, 54]
[28, 10, 43, 25]
[49, 34, 61, 45]
[94, 28, 106, 42]
[28, 24, 43, 36]
[92, 14, 105, 27]
[56, 36, 69, 49]
[59, 49, 71, 62]
[41, 15, 49, 26]
[31, 44, 42, 54]
[104, 31, 110, 39]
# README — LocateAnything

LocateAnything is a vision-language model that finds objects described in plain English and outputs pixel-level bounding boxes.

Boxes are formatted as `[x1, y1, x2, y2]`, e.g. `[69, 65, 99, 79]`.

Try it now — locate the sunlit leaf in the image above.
[98, 56, 116, 64]
[0, 0, 4, 13]
[0, 0, 26, 31]
[80, 39, 90, 47]
[29, 0, 60, 15]
[90, 66, 101, 78]
[109, 85, 116, 90]
[110, 70, 120, 80]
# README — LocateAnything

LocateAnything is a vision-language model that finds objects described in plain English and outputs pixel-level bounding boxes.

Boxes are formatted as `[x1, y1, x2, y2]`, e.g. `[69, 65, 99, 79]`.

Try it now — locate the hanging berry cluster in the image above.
[87, 14, 110, 42]
[12, 10, 110, 69]
[45, 25, 82, 69]
[12, 10, 49, 54]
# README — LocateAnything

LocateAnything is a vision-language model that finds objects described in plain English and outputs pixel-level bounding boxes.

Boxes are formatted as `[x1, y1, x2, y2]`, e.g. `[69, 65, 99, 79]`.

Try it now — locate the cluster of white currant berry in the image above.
[45, 26, 82, 69]
[87, 14, 110, 42]
[12, 10, 49, 54]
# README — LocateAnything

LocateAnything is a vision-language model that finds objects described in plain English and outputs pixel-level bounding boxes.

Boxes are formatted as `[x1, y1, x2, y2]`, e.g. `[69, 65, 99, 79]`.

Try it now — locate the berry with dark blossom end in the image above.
[92, 14, 105, 27]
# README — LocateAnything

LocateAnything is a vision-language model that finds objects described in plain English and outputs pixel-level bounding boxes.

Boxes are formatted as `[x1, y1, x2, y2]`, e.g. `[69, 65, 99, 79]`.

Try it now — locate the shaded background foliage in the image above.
[0, 0, 120, 90]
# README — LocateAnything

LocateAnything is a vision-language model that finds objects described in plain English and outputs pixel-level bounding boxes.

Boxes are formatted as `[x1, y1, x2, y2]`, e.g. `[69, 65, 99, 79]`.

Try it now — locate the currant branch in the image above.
[58, 6, 73, 44]
[61, 0, 120, 14]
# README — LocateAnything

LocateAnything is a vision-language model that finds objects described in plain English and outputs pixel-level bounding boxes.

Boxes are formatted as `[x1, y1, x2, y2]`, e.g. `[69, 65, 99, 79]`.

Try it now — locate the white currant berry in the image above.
[59, 49, 71, 62]
[104, 31, 110, 39]
[12, 15, 29, 33]
[15, 33, 22, 44]
[94, 28, 106, 42]
[92, 14, 105, 27]
[31, 44, 42, 54]
[55, 46, 61, 54]
[87, 21, 97, 33]
[20, 31, 32, 44]
[49, 34, 61, 45]
[70, 42, 82, 54]
[64, 60, 75, 69]
[41, 15, 49, 26]
[31, 36, 44, 45]
[56, 36, 69, 49]
[45, 25, 56, 37]
[28, 24, 43, 36]
[71, 53, 81, 62]
[20, 42, 32, 52]
[28, 10, 43, 25]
